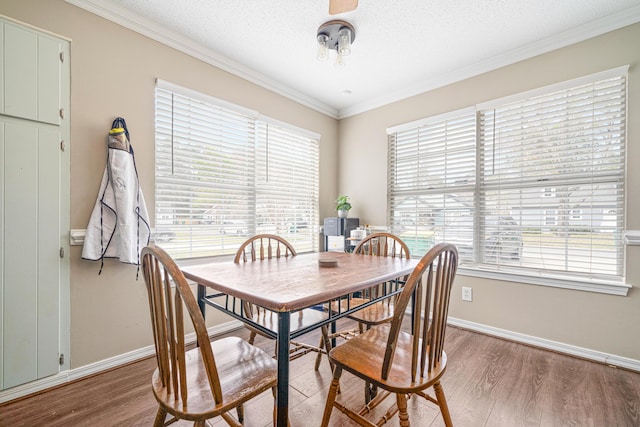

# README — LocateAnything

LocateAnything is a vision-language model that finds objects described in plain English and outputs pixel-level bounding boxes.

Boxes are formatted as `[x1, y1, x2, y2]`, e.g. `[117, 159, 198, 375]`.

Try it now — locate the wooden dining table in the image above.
[181, 250, 418, 426]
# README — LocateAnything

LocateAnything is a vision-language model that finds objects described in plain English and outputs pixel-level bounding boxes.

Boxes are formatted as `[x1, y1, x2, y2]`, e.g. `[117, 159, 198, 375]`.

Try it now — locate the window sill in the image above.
[457, 266, 631, 296]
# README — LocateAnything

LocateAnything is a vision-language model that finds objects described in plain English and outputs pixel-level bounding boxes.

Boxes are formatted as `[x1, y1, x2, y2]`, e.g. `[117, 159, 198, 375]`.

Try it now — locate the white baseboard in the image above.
[447, 317, 640, 372]
[0, 320, 243, 404]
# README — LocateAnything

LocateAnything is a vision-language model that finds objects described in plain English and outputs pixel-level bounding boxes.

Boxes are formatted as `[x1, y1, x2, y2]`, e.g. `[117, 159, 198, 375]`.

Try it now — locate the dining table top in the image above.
[181, 251, 418, 312]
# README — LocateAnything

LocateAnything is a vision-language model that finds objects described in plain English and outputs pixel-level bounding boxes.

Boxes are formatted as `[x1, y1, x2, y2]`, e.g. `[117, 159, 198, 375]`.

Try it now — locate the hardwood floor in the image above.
[1, 322, 639, 426]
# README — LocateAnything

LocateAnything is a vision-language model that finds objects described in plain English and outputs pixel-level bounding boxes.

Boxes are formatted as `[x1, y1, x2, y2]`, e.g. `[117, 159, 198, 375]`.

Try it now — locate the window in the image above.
[155, 80, 319, 259]
[542, 187, 556, 198]
[387, 108, 477, 258]
[570, 209, 583, 220]
[545, 210, 557, 226]
[388, 67, 628, 292]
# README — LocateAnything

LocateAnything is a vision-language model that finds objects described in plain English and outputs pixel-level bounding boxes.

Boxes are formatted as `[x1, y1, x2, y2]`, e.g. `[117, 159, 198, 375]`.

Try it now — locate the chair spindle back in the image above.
[381, 243, 458, 381]
[353, 232, 410, 301]
[354, 232, 410, 259]
[141, 244, 223, 405]
[235, 234, 297, 320]
[234, 234, 296, 263]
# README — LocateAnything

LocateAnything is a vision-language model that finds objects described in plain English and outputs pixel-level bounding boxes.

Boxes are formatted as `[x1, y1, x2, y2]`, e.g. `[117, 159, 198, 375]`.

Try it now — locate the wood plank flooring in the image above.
[1, 322, 639, 426]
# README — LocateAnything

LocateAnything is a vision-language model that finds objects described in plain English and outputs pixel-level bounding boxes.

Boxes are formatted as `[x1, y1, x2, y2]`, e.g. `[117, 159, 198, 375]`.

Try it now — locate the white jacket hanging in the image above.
[82, 126, 150, 267]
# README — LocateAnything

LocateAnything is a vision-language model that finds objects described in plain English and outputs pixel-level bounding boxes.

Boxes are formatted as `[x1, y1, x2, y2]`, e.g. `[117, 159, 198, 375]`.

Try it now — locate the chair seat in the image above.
[321, 243, 457, 427]
[326, 296, 369, 314]
[329, 325, 447, 393]
[152, 336, 277, 419]
[347, 301, 394, 326]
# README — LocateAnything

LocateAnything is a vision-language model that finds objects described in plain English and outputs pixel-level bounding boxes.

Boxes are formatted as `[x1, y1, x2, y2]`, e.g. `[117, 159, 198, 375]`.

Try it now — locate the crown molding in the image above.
[65, 1, 640, 120]
[64, 0, 339, 119]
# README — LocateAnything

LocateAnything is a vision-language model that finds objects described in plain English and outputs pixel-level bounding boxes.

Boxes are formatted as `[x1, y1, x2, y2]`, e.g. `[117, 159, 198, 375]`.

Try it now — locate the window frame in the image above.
[387, 67, 630, 296]
[154, 79, 320, 260]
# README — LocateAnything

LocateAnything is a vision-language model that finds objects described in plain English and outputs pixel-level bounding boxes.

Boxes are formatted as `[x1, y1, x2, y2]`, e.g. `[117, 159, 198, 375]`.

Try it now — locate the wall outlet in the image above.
[462, 286, 473, 302]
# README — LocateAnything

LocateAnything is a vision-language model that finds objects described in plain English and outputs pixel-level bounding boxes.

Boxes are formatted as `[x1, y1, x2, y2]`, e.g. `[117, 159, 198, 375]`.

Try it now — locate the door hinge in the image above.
[59, 354, 64, 365]
[60, 140, 65, 152]
[59, 108, 65, 119]
[60, 52, 64, 62]
[60, 247, 65, 258]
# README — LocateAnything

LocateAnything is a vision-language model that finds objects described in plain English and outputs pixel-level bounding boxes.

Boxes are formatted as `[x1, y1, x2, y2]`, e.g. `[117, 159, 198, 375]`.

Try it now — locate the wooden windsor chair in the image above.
[141, 244, 278, 427]
[315, 232, 411, 392]
[321, 242, 458, 427]
[235, 234, 332, 369]
[350, 232, 411, 328]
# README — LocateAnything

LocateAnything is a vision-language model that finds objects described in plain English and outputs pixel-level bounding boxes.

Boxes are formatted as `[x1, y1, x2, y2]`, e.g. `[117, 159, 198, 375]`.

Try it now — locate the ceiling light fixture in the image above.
[316, 20, 355, 68]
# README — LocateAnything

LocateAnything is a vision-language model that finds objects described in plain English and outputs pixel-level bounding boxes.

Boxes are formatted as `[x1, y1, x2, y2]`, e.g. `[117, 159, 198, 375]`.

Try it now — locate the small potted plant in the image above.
[335, 195, 352, 218]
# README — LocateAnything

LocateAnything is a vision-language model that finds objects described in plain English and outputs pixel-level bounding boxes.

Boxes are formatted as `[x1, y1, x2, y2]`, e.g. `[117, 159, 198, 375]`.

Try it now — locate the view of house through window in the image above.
[154, 80, 319, 259]
[388, 67, 627, 284]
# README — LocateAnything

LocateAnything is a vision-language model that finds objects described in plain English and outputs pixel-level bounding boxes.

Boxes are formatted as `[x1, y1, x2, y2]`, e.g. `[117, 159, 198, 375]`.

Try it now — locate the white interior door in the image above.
[0, 18, 70, 390]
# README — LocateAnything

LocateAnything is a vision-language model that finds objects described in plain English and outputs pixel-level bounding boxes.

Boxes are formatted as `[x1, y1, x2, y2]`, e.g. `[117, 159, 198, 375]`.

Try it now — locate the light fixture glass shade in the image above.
[316, 20, 355, 67]
[338, 27, 352, 56]
[316, 34, 329, 61]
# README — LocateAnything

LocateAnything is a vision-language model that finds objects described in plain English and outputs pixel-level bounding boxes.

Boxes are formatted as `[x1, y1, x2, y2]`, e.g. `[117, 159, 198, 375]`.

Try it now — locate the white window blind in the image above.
[255, 120, 319, 254]
[478, 69, 626, 280]
[387, 108, 477, 258]
[155, 81, 319, 259]
[388, 67, 627, 286]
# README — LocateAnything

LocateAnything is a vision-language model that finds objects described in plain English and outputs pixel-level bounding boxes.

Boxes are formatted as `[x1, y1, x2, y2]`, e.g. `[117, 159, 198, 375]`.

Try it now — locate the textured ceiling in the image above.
[71, 0, 640, 118]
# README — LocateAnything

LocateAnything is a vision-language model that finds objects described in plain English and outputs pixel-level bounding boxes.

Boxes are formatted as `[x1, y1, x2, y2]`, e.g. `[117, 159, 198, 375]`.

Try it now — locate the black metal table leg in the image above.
[197, 284, 206, 317]
[331, 320, 337, 348]
[276, 312, 291, 427]
[196, 284, 206, 347]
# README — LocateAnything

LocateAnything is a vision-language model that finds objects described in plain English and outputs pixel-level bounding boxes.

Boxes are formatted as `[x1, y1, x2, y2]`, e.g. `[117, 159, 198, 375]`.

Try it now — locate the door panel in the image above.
[37, 127, 62, 378]
[0, 23, 4, 113]
[37, 36, 61, 125]
[4, 23, 37, 121]
[0, 122, 4, 389]
[2, 122, 39, 389]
